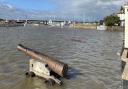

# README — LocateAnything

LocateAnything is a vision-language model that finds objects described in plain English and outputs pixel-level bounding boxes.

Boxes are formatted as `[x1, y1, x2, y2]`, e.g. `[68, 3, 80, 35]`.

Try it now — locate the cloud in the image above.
[0, 3, 25, 19]
[6, 4, 13, 9]
[50, 0, 127, 21]
[0, 0, 127, 21]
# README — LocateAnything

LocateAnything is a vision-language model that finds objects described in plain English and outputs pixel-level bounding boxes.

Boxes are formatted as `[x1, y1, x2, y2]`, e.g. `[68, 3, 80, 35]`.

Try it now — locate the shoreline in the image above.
[0, 23, 124, 32]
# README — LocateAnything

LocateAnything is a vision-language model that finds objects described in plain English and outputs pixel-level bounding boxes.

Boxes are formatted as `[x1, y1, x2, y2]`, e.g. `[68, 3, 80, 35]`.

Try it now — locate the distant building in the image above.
[117, 6, 125, 26]
[48, 19, 66, 27]
[5, 18, 9, 23]
[48, 19, 53, 25]
[114, 6, 125, 26]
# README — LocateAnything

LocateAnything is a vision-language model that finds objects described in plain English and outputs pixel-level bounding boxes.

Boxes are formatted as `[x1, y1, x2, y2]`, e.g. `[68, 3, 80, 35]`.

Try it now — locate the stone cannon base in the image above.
[121, 49, 128, 80]
[26, 59, 62, 86]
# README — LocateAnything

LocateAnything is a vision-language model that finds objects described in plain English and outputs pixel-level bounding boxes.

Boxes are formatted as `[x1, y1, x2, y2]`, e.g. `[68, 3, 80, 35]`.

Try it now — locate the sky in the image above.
[0, 0, 127, 21]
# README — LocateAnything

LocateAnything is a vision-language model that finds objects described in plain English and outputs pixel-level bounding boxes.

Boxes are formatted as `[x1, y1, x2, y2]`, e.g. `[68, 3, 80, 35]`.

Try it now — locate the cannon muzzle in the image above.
[17, 44, 68, 77]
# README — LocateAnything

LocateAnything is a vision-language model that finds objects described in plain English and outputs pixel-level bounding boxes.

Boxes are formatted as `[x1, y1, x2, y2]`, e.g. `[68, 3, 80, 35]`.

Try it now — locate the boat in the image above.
[97, 25, 107, 30]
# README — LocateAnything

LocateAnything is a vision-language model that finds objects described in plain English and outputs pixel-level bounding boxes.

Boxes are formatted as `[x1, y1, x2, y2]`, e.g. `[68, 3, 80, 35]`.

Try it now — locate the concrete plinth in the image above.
[121, 49, 128, 80]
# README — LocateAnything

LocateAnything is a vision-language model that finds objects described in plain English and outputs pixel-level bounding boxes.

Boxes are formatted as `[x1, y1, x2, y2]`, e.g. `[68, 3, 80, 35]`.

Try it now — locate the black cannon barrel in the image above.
[17, 44, 68, 77]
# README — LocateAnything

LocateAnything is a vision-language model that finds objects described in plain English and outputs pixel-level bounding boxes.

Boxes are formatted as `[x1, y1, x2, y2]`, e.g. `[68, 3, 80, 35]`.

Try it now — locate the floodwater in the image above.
[0, 26, 123, 89]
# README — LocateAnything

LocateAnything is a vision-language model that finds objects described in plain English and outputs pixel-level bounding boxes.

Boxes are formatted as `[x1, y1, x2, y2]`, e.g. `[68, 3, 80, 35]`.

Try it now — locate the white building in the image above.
[117, 12, 125, 26]
[116, 6, 125, 26]
[48, 19, 53, 25]
[48, 19, 66, 27]
[124, 3, 128, 48]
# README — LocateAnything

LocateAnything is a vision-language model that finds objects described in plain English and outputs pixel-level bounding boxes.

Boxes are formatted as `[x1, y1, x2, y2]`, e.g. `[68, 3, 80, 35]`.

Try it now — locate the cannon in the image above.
[17, 44, 68, 85]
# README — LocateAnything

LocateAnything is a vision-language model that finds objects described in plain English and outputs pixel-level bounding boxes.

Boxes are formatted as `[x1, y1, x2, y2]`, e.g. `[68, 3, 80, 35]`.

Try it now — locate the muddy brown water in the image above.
[0, 26, 123, 89]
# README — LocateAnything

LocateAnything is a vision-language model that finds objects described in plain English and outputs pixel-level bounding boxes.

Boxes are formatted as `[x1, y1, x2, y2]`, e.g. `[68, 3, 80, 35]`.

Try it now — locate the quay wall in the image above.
[106, 26, 124, 31]
[70, 23, 97, 29]
[0, 23, 24, 27]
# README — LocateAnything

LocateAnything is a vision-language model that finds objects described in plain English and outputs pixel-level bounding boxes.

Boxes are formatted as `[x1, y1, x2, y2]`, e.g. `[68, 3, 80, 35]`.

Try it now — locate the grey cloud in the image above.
[0, 0, 127, 21]
[48, 0, 127, 21]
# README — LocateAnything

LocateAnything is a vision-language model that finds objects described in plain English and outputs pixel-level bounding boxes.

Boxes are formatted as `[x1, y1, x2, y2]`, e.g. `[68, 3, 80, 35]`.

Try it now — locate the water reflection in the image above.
[67, 67, 83, 79]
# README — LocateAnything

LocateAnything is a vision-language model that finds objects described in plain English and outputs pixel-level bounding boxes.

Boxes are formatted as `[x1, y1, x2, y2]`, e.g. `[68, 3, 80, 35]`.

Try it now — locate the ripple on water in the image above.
[0, 27, 123, 89]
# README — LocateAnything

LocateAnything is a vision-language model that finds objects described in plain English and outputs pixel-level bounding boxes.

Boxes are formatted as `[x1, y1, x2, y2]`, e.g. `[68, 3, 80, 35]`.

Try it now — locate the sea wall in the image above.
[0, 23, 24, 27]
[70, 23, 97, 29]
[107, 26, 124, 31]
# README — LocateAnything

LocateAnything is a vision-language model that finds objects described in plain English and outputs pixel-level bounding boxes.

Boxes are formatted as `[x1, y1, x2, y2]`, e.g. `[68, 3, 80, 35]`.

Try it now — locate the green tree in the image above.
[0, 18, 3, 21]
[104, 15, 120, 26]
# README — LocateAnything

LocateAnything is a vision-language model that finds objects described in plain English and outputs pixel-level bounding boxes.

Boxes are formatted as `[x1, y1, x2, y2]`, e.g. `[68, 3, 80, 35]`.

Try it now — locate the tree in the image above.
[0, 18, 4, 21]
[104, 15, 120, 26]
